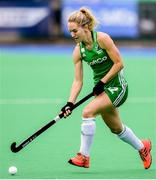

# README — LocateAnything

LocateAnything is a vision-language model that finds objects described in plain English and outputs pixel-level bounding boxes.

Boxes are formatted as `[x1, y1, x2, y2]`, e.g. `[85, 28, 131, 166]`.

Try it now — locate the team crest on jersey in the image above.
[81, 48, 86, 57]
[82, 53, 86, 57]
[81, 48, 85, 53]
[95, 45, 103, 54]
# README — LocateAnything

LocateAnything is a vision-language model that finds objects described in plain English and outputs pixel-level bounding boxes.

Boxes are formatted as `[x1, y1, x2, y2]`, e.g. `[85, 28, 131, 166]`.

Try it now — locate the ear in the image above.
[83, 24, 89, 30]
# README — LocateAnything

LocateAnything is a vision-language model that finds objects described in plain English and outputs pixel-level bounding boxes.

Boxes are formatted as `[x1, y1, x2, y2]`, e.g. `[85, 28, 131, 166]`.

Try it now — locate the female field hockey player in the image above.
[60, 7, 152, 169]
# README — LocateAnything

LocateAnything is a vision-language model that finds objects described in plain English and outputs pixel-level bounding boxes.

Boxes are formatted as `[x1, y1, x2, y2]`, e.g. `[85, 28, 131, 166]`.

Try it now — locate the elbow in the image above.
[120, 63, 124, 70]
[80, 81, 83, 88]
[77, 79, 83, 86]
[115, 62, 124, 71]
[118, 61, 124, 70]
[75, 79, 83, 88]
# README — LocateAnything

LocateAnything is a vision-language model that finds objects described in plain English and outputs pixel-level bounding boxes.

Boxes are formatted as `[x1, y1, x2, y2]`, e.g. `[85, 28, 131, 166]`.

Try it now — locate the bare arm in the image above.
[97, 32, 124, 84]
[68, 45, 83, 103]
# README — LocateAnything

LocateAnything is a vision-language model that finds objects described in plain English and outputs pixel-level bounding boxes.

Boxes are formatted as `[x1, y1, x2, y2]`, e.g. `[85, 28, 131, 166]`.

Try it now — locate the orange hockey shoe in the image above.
[68, 153, 90, 168]
[139, 139, 152, 169]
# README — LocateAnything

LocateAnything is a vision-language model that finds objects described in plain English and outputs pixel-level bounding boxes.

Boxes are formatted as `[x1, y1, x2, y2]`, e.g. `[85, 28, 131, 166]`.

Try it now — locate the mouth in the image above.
[74, 37, 78, 41]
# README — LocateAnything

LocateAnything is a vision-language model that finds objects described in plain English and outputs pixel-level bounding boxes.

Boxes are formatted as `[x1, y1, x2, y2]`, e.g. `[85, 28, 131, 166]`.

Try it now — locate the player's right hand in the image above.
[93, 80, 105, 96]
[61, 102, 74, 118]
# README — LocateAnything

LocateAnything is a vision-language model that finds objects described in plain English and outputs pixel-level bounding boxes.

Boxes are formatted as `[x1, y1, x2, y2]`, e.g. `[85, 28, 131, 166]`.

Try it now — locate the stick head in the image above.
[10, 142, 18, 153]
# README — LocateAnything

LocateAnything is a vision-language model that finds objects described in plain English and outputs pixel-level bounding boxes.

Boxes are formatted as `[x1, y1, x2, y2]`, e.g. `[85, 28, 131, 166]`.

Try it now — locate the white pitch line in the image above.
[0, 98, 64, 105]
[127, 97, 156, 103]
[0, 97, 156, 105]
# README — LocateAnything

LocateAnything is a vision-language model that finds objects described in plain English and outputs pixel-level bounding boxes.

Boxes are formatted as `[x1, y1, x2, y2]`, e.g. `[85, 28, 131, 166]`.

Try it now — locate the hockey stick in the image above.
[11, 92, 94, 153]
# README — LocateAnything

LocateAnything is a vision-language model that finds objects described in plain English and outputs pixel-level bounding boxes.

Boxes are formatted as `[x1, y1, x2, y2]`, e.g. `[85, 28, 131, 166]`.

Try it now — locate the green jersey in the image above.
[79, 31, 128, 107]
[79, 31, 126, 88]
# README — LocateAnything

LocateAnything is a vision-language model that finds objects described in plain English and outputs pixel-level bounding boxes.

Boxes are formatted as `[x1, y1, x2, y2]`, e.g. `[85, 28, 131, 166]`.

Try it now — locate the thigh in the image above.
[84, 92, 123, 133]
[83, 92, 114, 116]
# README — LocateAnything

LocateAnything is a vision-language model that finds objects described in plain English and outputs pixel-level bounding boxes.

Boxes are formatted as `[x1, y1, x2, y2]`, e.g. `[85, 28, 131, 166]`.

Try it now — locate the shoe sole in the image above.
[68, 159, 89, 168]
[145, 139, 152, 169]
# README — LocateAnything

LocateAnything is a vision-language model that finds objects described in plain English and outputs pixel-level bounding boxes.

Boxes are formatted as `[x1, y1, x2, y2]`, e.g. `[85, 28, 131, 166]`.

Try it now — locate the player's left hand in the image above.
[93, 80, 105, 96]
[61, 102, 74, 118]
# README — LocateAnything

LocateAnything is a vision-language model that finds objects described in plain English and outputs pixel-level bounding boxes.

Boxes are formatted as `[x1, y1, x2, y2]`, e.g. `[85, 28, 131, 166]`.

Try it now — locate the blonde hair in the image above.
[68, 7, 99, 31]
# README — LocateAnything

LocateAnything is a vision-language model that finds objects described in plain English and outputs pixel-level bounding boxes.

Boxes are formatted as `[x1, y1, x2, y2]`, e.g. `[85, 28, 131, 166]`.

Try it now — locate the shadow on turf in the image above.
[69, 168, 156, 179]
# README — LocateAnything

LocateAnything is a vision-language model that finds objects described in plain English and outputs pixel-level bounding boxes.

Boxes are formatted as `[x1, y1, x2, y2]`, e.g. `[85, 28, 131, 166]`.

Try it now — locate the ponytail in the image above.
[68, 7, 99, 31]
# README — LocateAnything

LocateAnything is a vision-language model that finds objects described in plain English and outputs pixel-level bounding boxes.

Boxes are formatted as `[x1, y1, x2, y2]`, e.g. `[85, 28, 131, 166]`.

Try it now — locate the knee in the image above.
[81, 119, 96, 136]
[82, 107, 94, 118]
[110, 126, 123, 134]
